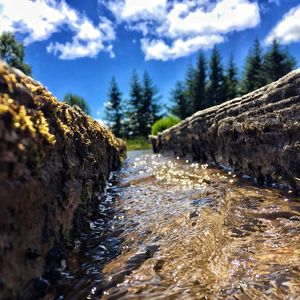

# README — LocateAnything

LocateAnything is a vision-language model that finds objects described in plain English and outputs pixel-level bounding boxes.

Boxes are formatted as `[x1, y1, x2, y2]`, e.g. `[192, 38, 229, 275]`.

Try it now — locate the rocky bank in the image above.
[151, 70, 300, 190]
[0, 61, 125, 299]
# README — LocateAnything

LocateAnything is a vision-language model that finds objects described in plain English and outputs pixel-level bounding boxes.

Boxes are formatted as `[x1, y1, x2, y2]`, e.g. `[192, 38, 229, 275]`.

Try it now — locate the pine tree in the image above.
[126, 69, 143, 137]
[206, 47, 225, 106]
[0, 32, 31, 75]
[242, 39, 266, 94]
[263, 39, 296, 84]
[141, 72, 161, 136]
[170, 81, 189, 119]
[192, 52, 207, 112]
[104, 77, 123, 137]
[184, 61, 196, 115]
[225, 54, 239, 101]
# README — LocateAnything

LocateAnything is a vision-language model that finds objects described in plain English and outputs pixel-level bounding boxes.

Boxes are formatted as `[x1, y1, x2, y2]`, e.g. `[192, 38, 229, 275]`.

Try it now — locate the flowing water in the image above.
[57, 150, 300, 299]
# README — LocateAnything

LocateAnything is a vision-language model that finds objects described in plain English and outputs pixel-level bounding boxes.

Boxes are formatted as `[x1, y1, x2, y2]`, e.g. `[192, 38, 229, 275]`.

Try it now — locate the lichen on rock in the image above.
[0, 61, 126, 299]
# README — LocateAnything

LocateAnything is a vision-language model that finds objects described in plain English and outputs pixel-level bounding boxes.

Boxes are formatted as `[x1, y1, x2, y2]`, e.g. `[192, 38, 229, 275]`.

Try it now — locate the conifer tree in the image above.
[170, 81, 189, 119]
[141, 71, 161, 136]
[126, 69, 143, 137]
[193, 52, 207, 112]
[225, 54, 239, 101]
[206, 47, 225, 106]
[263, 39, 296, 84]
[242, 39, 266, 94]
[104, 77, 123, 137]
[184, 61, 196, 115]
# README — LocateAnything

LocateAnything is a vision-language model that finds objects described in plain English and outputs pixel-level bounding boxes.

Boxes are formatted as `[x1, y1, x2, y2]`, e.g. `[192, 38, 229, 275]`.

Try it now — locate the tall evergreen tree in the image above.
[242, 39, 266, 94]
[0, 32, 31, 75]
[225, 54, 239, 101]
[263, 39, 296, 84]
[141, 71, 161, 136]
[126, 69, 143, 137]
[184, 61, 196, 115]
[170, 81, 189, 119]
[104, 77, 123, 137]
[192, 52, 207, 112]
[206, 47, 225, 106]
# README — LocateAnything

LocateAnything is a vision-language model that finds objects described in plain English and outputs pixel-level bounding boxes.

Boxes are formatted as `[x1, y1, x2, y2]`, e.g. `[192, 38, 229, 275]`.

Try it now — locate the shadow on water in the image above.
[57, 150, 300, 299]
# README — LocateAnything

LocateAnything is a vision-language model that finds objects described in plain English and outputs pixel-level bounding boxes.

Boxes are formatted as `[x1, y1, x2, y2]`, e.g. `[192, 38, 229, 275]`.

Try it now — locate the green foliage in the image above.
[125, 70, 161, 138]
[104, 77, 123, 137]
[263, 39, 296, 84]
[151, 115, 181, 136]
[242, 39, 266, 94]
[206, 47, 226, 106]
[0, 32, 31, 75]
[183, 62, 197, 116]
[170, 81, 189, 119]
[193, 52, 207, 112]
[63, 93, 91, 115]
[125, 138, 152, 151]
[126, 70, 143, 137]
[225, 54, 239, 101]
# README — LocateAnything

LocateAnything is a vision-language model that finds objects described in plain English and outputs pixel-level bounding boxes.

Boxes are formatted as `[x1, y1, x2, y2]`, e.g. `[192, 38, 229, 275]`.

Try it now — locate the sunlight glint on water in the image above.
[59, 150, 300, 300]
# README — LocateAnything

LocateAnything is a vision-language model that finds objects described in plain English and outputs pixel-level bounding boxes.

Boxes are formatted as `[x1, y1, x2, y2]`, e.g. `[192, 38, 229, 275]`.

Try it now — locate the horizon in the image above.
[1, 0, 300, 122]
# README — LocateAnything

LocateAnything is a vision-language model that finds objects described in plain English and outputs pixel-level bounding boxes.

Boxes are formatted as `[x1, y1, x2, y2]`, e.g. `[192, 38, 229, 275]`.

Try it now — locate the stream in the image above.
[57, 150, 300, 299]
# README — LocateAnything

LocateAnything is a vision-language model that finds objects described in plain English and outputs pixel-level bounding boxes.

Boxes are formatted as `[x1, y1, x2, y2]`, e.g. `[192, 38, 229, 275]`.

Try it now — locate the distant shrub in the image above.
[151, 115, 181, 136]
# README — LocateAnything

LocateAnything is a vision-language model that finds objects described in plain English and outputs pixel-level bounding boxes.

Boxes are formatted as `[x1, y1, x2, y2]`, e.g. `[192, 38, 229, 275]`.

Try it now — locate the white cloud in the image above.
[104, 0, 167, 22]
[141, 35, 224, 61]
[265, 5, 300, 45]
[0, 0, 115, 59]
[104, 0, 260, 61]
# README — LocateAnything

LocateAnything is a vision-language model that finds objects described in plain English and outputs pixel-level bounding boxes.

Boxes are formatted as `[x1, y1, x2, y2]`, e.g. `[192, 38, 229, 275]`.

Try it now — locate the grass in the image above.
[125, 137, 152, 151]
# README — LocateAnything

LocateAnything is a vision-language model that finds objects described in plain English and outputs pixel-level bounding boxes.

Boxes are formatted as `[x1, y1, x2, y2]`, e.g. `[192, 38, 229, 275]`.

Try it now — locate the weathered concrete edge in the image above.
[0, 61, 126, 299]
[151, 69, 300, 190]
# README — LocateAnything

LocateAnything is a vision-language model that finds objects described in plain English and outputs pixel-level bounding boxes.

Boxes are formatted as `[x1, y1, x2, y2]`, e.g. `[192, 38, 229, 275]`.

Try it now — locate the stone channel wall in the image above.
[151, 69, 300, 190]
[0, 61, 125, 299]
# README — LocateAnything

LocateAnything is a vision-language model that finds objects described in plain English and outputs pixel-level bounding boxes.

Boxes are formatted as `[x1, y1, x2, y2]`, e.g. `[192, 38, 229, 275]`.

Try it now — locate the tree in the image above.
[141, 71, 161, 136]
[104, 77, 123, 137]
[126, 69, 143, 137]
[263, 39, 296, 84]
[192, 52, 207, 112]
[170, 81, 189, 119]
[206, 47, 225, 106]
[0, 32, 31, 75]
[225, 54, 239, 101]
[184, 61, 196, 115]
[242, 39, 266, 94]
[63, 93, 91, 115]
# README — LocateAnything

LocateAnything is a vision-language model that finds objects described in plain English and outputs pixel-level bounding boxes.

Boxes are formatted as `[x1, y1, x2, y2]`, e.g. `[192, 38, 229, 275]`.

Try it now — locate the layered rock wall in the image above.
[0, 61, 125, 299]
[151, 70, 300, 190]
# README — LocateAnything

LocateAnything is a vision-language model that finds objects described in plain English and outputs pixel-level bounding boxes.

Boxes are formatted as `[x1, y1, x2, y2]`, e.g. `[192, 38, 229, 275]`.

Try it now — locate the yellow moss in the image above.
[13, 105, 36, 136]
[3, 73, 17, 93]
[36, 111, 56, 145]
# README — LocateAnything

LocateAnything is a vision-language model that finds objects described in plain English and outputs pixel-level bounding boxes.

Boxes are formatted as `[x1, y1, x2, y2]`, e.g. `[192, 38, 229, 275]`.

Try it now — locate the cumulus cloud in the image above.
[141, 35, 224, 61]
[265, 5, 300, 45]
[104, 0, 260, 60]
[0, 0, 115, 59]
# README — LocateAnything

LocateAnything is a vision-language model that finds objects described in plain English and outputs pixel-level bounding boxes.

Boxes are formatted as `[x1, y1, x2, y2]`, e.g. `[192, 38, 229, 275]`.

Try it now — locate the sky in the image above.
[0, 0, 300, 121]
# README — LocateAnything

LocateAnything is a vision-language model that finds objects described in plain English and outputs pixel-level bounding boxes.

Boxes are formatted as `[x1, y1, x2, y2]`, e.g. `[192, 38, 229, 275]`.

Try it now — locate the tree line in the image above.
[0, 32, 296, 138]
[171, 39, 296, 119]
[104, 38, 296, 137]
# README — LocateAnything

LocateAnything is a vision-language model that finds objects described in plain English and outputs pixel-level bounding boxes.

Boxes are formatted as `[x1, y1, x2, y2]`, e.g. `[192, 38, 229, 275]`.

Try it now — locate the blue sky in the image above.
[1, 0, 300, 121]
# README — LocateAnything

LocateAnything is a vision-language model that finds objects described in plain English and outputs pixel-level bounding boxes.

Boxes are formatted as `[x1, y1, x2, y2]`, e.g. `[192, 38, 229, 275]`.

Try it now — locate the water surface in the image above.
[58, 150, 300, 299]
